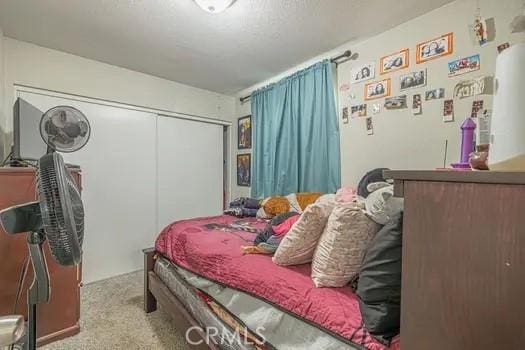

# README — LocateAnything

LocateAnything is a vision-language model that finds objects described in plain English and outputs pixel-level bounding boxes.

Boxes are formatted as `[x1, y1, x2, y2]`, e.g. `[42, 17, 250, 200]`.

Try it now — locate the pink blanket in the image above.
[155, 215, 400, 350]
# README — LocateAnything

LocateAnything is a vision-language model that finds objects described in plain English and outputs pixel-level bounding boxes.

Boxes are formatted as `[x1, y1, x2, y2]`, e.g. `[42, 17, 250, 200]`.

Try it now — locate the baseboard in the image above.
[37, 323, 80, 346]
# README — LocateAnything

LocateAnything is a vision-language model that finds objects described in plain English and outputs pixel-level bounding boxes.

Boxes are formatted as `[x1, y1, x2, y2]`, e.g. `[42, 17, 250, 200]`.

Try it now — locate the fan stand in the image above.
[26, 230, 51, 350]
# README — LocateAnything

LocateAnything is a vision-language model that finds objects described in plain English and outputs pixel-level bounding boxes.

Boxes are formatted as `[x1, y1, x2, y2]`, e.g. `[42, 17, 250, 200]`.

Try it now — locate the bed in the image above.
[143, 215, 400, 350]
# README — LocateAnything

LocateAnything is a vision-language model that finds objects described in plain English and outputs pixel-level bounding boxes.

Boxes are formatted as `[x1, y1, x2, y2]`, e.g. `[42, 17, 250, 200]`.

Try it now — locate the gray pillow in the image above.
[356, 214, 402, 344]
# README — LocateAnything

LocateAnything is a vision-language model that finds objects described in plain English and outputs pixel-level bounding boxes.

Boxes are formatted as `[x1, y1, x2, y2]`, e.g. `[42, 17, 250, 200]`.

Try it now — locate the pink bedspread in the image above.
[156, 215, 400, 350]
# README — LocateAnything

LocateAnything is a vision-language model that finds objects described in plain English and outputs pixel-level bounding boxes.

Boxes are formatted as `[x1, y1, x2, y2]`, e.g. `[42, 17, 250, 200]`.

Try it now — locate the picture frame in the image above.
[351, 62, 375, 83]
[416, 33, 453, 64]
[237, 115, 252, 149]
[384, 95, 408, 110]
[425, 88, 445, 100]
[447, 54, 480, 77]
[351, 104, 367, 118]
[400, 69, 427, 91]
[364, 79, 391, 100]
[380, 49, 409, 75]
[237, 153, 251, 187]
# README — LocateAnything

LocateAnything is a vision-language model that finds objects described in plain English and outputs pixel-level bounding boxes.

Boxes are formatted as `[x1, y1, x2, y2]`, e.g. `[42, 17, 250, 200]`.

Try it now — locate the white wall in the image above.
[337, 0, 523, 186]
[1, 37, 235, 156]
[232, 0, 524, 193]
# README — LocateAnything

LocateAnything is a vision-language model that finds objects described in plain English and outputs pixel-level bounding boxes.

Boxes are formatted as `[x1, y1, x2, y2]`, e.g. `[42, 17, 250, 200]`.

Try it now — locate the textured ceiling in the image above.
[0, 0, 454, 94]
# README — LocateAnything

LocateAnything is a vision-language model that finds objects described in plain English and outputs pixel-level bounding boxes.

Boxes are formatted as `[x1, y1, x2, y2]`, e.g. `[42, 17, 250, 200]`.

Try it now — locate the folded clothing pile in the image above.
[241, 212, 300, 255]
[225, 197, 261, 217]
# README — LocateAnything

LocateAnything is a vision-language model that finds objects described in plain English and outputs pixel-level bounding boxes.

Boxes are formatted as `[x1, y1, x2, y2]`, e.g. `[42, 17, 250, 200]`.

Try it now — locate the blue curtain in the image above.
[251, 60, 341, 198]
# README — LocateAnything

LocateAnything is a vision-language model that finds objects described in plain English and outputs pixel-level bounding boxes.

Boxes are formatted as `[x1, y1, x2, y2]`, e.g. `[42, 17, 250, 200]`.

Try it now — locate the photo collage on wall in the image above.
[237, 115, 251, 186]
[340, 11, 501, 135]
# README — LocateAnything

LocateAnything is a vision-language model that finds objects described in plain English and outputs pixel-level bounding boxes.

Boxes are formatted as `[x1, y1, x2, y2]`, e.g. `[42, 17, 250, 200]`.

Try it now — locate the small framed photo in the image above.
[237, 153, 251, 187]
[425, 88, 445, 100]
[238, 115, 252, 149]
[380, 49, 409, 75]
[443, 99, 454, 122]
[448, 54, 480, 77]
[366, 117, 374, 135]
[351, 104, 367, 118]
[384, 95, 408, 110]
[400, 69, 427, 91]
[416, 33, 453, 63]
[351, 62, 375, 83]
[365, 79, 391, 100]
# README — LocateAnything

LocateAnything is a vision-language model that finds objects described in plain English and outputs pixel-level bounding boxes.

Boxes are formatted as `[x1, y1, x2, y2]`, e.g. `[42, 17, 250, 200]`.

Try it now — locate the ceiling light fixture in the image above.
[194, 0, 236, 14]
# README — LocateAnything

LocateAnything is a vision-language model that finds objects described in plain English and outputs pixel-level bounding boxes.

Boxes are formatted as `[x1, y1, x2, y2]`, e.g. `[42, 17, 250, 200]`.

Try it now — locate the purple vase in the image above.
[451, 118, 476, 169]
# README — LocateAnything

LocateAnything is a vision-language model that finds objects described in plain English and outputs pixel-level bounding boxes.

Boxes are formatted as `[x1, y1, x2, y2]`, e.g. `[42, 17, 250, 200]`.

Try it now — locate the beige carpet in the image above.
[40, 271, 189, 350]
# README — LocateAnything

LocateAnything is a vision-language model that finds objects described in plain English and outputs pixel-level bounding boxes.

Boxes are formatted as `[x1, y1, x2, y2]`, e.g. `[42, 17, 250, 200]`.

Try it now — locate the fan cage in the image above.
[37, 153, 83, 266]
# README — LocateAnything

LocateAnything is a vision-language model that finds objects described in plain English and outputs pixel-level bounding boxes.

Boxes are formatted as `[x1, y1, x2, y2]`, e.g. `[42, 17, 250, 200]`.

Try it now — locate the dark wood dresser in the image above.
[0, 167, 82, 346]
[387, 170, 525, 350]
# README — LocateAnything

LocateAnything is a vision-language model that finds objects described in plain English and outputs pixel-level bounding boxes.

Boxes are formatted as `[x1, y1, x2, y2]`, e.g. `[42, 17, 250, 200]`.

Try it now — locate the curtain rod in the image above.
[239, 50, 354, 103]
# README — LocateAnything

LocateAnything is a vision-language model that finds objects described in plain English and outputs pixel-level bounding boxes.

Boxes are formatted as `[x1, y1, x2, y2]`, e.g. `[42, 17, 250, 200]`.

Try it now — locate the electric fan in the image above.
[0, 105, 90, 350]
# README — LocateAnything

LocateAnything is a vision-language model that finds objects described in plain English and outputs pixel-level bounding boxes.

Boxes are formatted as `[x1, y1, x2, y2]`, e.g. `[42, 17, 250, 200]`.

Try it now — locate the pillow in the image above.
[356, 214, 403, 343]
[315, 193, 336, 205]
[335, 187, 357, 203]
[363, 182, 404, 225]
[257, 193, 322, 219]
[357, 168, 389, 198]
[311, 203, 381, 287]
[272, 201, 335, 266]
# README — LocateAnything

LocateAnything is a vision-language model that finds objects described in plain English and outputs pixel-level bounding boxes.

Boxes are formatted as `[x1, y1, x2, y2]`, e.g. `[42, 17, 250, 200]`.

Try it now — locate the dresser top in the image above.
[385, 170, 525, 185]
[0, 166, 81, 174]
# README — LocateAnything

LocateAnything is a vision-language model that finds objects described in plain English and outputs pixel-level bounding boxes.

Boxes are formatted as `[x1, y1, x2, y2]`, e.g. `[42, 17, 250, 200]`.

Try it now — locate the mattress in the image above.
[155, 256, 358, 350]
[155, 215, 400, 350]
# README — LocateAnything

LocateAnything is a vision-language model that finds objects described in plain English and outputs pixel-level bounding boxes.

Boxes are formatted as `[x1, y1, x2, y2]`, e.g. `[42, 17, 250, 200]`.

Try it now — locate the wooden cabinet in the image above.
[0, 167, 81, 346]
[388, 170, 525, 350]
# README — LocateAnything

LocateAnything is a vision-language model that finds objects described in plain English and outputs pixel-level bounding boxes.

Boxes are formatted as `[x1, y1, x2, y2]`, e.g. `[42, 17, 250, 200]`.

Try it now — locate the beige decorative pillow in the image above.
[272, 201, 335, 266]
[311, 203, 381, 288]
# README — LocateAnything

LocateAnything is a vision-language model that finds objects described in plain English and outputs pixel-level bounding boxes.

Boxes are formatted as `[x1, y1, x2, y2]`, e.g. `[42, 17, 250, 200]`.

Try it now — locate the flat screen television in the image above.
[13, 98, 47, 161]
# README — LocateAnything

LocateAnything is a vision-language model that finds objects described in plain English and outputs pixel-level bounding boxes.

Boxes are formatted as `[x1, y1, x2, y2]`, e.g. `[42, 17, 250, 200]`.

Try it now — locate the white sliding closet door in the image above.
[156, 115, 223, 231]
[18, 91, 157, 283]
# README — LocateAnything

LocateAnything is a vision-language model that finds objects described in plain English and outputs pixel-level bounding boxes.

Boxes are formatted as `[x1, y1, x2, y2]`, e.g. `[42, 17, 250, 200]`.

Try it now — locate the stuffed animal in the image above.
[362, 182, 403, 225]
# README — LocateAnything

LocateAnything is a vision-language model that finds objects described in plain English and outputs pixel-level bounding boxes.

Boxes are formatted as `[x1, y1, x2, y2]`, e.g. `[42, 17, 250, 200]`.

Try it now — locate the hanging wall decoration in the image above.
[400, 69, 427, 91]
[454, 76, 493, 99]
[238, 115, 252, 149]
[416, 33, 453, 63]
[351, 104, 367, 118]
[366, 117, 374, 135]
[351, 62, 376, 83]
[412, 94, 422, 115]
[425, 88, 445, 100]
[342, 107, 349, 124]
[443, 100, 454, 122]
[497, 42, 510, 53]
[365, 79, 391, 100]
[471, 100, 484, 118]
[237, 153, 251, 186]
[372, 103, 382, 115]
[384, 95, 408, 110]
[380, 49, 409, 75]
[448, 54, 481, 77]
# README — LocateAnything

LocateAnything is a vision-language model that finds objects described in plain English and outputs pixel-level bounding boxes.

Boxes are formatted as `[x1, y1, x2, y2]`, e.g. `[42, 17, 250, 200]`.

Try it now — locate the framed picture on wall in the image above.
[238, 115, 252, 149]
[364, 78, 391, 100]
[416, 33, 453, 63]
[400, 69, 427, 91]
[350, 62, 375, 83]
[380, 49, 409, 75]
[237, 153, 251, 187]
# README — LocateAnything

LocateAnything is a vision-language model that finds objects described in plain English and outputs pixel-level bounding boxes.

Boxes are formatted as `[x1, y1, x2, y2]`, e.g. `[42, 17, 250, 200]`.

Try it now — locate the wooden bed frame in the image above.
[143, 248, 219, 350]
